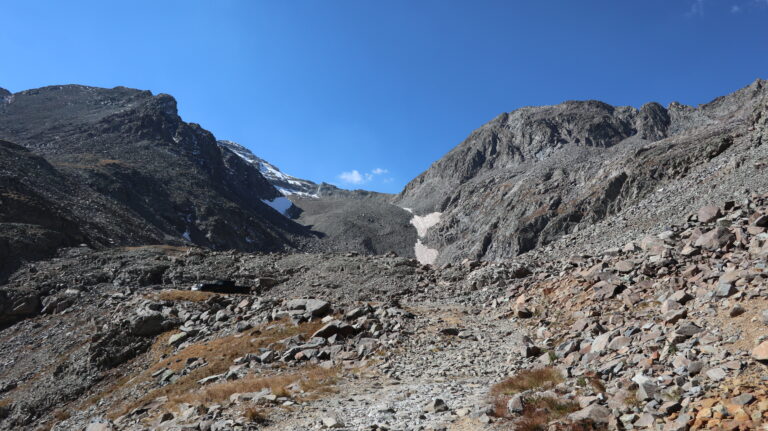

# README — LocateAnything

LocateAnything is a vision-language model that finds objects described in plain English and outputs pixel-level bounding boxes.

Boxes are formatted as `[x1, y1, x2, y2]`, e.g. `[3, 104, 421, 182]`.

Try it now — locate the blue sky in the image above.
[1, 1, 767, 193]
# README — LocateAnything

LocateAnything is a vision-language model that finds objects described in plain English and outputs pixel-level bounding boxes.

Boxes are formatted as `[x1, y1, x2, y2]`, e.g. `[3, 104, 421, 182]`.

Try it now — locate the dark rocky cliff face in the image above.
[1, 80, 766, 271]
[395, 79, 768, 263]
[0, 85, 313, 278]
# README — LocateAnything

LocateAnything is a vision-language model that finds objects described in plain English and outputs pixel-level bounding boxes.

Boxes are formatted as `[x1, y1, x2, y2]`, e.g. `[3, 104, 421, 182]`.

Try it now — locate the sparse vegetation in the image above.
[489, 367, 565, 418]
[623, 389, 641, 408]
[585, 373, 606, 394]
[490, 367, 564, 397]
[243, 406, 268, 423]
[524, 396, 579, 418]
[547, 350, 557, 363]
[667, 343, 678, 355]
[0, 397, 12, 409]
[151, 289, 217, 302]
[514, 396, 580, 430]
[108, 318, 327, 419]
[52, 409, 71, 421]
[121, 244, 191, 254]
[173, 366, 339, 405]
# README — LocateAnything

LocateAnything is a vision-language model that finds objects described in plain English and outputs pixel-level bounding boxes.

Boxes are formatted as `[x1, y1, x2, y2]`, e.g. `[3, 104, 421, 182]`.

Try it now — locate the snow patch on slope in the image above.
[262, 197, 294, 216]
[410, 212, 442, 237]
[414, 240, 439, 265]
[218, 140, 319, 197]
[407, 211, 442, 265]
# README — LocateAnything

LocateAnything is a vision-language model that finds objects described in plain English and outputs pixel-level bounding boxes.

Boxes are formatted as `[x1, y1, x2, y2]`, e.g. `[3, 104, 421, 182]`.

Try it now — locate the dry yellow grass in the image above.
[151, 289, 217, 302]
[108, 319, 326, 419]
[491, 367, 564, 396]
[172, 366, 338, 405]
[490, 367, 565, 418]
[96, 159, 127, 167]
[243, 406, 269, 423]
[120, 244, 191, 254]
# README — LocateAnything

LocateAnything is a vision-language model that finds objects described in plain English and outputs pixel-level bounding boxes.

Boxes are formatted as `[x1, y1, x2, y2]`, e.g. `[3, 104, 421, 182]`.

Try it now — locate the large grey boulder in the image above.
[694, 227, 735, 250]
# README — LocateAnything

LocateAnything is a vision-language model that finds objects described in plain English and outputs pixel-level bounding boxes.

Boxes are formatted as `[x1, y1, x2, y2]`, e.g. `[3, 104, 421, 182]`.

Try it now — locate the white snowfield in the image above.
[410, 212, 441, 237]
[414, 239, 439, 265]
[218, 140, 319, 198]
[261, 196, 293, 216]
[408, 211, 442, 265]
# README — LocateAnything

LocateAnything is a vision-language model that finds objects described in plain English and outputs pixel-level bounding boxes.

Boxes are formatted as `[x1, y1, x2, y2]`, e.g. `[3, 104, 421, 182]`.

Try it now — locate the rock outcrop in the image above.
[395, 79, 768, 263]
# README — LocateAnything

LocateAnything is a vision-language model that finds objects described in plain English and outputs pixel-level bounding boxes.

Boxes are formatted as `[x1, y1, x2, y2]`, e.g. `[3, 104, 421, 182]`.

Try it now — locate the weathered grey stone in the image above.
[168, 332, 189, 346]
[698, 205, 722, 223]
[568, 404, 611, 423]
[705, 367, 726, 381]
[608, 336, 631, 350]
[715, 283, 737, 297]
[312, 320, 357, 339]
[730, 393, 755, 406]
[730, 304, 746, 317]
[321, 416, 343, 428]
[591, 332, 613, 354]
[507, 394, 525, 413]
[694, 227, 735, 250]
[130, 309, 166, 336]
[424, 398, 449, 413]
[752, 340, 768, 361]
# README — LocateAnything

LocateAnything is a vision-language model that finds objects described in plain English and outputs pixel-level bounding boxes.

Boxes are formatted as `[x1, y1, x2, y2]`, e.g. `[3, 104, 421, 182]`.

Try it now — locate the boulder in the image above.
[614, 260, 635, 273]
[424, 398, 449, 413]
[694, 227, 735, 250]
[591, 332, 614, 354]
[321, 416, 343, 428]
[751, 340, 768, 361]
[751, 214, 768, 227]
[698, 205, 722, 223]
[507, 394, 525, 413]
[286, 298, 331, 317]
[0, 293, 40, 325]
[130, 309, 166, 336]
[312, 320, 357, 339]
[168, 332, 189, 347]
[85, 423, 114, 431]
[730, 304, 746, 317]
[568, 404, 611, 423]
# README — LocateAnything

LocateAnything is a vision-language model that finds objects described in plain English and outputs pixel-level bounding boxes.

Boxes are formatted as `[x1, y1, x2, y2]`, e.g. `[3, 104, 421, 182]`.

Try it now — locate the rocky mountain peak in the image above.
[396, 79, 768, 263]
[0, 84, 314, 268]
[636, 102, 670, 141]
[217, 140, 320, 197]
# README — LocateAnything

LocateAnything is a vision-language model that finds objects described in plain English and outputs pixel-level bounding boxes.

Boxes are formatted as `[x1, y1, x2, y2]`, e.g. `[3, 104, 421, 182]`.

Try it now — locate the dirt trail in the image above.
[265, 305, 525, 430]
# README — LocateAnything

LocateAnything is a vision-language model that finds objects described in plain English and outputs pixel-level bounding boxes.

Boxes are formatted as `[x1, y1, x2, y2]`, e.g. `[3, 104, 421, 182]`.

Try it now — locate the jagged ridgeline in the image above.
[396, 79, 768, 263]
[0, 85, 306, 258]
[1, 80, 767, 274]
[0, 79, 768, 430]
[0, 85, 419, 279]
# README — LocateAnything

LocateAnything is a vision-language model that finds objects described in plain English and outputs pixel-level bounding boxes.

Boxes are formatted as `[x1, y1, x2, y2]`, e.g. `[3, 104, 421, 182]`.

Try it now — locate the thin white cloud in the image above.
[731, 4, 742, 12]
[338, 167, 392, 185]
[339, 170, 364, 184]
[686, 0, 704, 16]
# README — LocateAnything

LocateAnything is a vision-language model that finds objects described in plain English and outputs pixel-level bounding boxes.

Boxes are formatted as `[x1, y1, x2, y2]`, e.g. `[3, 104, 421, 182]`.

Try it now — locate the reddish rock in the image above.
[698, 205, 722, 223]
[751, 340, 768, 361]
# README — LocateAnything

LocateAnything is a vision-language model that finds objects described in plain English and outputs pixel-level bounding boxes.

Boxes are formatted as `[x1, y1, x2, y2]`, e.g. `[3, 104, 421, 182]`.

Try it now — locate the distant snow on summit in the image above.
[217, 140, 320, 197]
[261, 196, 294, 215]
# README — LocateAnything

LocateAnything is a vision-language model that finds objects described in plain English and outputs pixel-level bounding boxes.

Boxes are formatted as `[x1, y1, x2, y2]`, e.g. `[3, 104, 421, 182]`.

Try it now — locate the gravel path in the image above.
[266, 304, 526, 430]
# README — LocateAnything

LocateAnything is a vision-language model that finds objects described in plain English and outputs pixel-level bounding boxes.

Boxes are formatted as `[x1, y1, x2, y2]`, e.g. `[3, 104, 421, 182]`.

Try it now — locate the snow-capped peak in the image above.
[217, 140, 320, 198]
